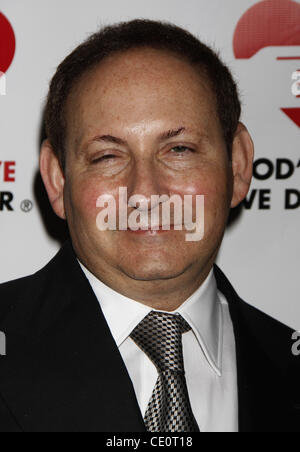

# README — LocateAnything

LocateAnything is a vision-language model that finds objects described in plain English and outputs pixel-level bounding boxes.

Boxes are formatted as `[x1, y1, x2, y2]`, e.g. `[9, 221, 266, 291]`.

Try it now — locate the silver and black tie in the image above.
[130, 310, 200, 432]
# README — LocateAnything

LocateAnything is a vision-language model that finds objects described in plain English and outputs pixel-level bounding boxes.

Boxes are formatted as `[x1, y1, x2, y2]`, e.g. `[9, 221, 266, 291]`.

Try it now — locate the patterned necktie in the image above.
[130, 311, 200, 432]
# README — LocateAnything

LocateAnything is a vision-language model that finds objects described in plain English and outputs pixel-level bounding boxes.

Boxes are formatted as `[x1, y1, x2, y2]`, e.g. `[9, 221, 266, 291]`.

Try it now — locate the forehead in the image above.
[66, 48, 217, 139]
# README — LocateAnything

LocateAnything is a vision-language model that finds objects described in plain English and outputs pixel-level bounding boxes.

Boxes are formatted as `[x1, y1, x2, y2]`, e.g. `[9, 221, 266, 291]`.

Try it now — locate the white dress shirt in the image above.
[79, 262, 238, 432]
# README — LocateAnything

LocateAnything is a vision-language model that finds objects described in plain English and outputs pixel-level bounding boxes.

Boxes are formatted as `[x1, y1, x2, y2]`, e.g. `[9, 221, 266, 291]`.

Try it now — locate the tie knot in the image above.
[130, 311, 191, 372]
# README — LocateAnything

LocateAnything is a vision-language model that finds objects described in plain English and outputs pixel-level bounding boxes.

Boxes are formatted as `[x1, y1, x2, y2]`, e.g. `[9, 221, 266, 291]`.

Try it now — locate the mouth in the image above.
[127, 229, 172, 234]
[125, 224, 181, 235]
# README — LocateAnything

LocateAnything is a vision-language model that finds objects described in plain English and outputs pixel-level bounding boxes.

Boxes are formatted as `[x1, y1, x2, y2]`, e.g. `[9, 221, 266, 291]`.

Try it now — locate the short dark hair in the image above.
[44, 19, 241, 169]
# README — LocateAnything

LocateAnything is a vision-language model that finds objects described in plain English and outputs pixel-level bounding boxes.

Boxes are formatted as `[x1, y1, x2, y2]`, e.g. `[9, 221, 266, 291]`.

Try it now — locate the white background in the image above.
[0, 0, 299, 330]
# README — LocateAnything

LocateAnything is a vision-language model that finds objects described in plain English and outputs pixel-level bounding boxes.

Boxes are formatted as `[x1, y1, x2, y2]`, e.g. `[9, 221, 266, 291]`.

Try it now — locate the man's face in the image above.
[62, 48, 233, 284]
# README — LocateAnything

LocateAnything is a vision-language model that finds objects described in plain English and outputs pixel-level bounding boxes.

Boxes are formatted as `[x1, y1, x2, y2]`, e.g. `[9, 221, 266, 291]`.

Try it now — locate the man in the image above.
[0, 19, 299, 433]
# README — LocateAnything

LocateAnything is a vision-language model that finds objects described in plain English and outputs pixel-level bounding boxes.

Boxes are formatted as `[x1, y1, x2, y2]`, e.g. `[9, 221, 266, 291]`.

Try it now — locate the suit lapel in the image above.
[214, 265, 295, 432]
[0, 241, 146, 432]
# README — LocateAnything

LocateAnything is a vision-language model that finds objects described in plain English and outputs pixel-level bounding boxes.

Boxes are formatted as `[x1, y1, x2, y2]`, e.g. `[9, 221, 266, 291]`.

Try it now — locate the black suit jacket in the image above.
[0, 240, 299, 432]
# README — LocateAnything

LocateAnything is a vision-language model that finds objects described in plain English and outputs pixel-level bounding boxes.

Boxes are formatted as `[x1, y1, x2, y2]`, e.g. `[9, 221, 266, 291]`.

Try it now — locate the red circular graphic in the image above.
[233, 0, 300, 59]
[0, 12, 16, 73]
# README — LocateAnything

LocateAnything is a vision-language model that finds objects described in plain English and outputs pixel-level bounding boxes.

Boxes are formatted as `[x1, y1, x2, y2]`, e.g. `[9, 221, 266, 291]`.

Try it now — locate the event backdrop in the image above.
[0, 0, 299, 329]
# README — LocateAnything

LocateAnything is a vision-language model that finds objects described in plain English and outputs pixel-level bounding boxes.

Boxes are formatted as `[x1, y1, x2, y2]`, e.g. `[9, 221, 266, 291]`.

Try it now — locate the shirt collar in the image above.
[79, 261, 222, 376]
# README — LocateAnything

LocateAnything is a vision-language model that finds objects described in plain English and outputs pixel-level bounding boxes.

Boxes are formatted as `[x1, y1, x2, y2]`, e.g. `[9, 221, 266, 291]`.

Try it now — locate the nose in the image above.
[127, 156, 168, 211]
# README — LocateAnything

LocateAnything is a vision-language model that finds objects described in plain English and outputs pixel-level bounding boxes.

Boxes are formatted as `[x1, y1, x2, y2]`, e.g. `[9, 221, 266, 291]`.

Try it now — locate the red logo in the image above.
[233, 0, 300, 129]
[0, 12, 16, 74]
[233, 0, 300, 59]
[281, 107, 300, 127]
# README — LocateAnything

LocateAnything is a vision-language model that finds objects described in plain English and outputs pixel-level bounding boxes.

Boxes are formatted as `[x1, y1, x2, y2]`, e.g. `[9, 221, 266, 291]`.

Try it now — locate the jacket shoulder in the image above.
[0, 242, 76, 330]
[0, 273, 37, 323]
[214, 264, 298, 369]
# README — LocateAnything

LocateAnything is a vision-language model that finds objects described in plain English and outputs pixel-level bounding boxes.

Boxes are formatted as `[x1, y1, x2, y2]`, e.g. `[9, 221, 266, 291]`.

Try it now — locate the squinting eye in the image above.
[170, 146, 194, 154]
[92, 154, 116, 164]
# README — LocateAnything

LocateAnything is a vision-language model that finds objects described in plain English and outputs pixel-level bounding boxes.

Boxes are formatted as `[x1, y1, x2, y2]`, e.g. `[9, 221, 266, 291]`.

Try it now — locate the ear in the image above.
[230, 122, 254, 208]
[39, 139, 66, 220]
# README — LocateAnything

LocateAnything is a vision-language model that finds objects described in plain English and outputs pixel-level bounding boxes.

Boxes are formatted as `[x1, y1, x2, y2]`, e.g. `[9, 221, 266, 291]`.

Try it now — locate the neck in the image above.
[81, 256, 215, 312]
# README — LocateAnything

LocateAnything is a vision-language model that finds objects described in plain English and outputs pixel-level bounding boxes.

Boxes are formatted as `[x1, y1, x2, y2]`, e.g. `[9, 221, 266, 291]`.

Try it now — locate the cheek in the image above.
[169, 168, 231, 233]
[169, 167, 229, 201]
[67, 175, 121, 224]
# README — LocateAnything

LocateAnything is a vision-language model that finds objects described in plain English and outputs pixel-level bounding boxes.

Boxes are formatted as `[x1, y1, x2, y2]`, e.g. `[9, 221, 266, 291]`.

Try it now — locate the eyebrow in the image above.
[89, 127, 187, 146]
[158, 127, 186, 140]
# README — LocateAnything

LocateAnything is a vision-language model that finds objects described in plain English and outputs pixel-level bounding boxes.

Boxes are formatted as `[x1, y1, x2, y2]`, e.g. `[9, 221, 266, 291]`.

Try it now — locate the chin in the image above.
[119, 261, 188, 281]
